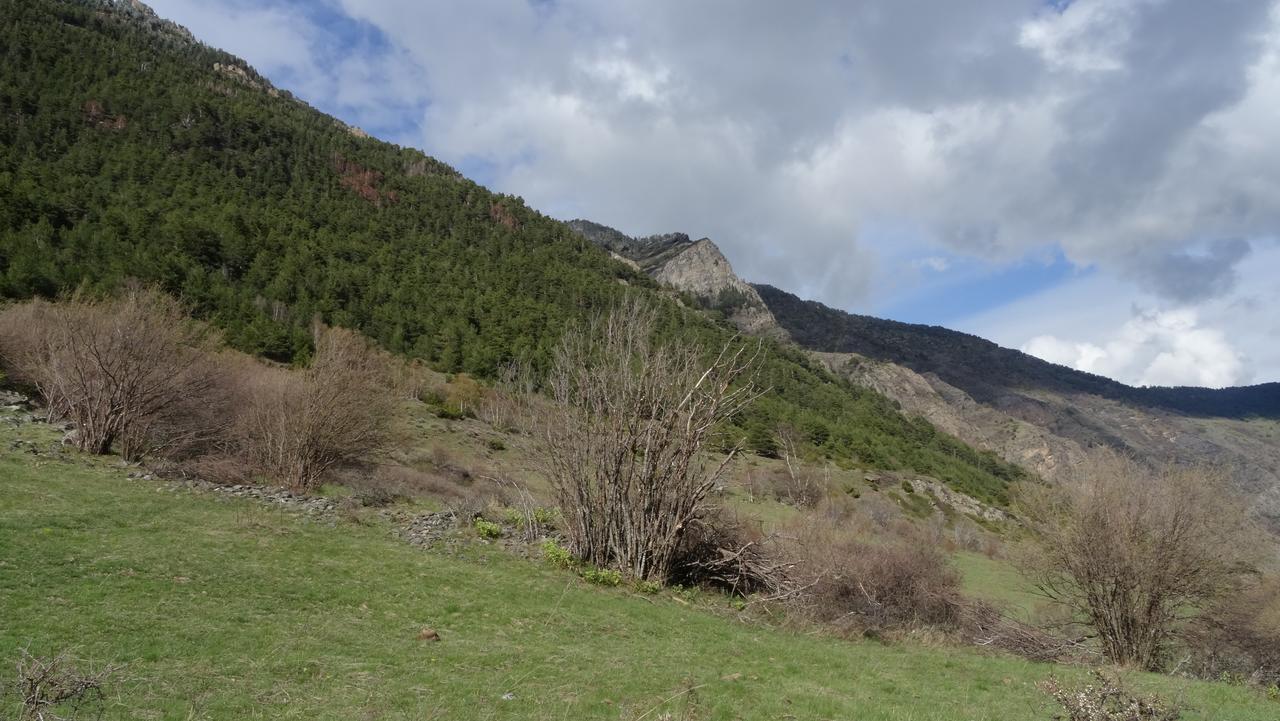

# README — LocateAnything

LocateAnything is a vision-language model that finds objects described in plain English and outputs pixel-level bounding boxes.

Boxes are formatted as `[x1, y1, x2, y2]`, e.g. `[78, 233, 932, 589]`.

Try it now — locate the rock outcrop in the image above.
[567, 220, 787, 340]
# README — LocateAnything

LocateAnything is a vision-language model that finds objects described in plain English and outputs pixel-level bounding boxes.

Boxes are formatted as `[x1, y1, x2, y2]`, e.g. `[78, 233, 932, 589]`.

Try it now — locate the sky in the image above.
[146, 0, 1280, 388]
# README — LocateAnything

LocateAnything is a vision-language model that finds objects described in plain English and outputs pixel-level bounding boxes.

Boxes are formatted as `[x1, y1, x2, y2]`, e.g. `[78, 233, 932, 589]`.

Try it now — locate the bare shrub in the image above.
[776, 428, 825, 507]
[669, 508, 798, 598]
[1039, 670, 1181, 721]
[541, 296, 762, 581]
[0, 290, 224, 460]
[5, 648, 121, 721]
[475, 363, 535, 432]
[235, 325, 395, 491]
[790, 519, 962, 631]
[388, 357, 437, 401]
[1183, 575, 1280, 687]
[1015, 451, 1261, 671]
[962, 600, 1092, 663]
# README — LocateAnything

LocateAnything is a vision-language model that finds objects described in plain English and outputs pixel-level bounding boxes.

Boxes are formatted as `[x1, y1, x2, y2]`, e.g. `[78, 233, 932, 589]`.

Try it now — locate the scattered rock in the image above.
[398, 511, 461, 547]
[0, 389, 30, 407]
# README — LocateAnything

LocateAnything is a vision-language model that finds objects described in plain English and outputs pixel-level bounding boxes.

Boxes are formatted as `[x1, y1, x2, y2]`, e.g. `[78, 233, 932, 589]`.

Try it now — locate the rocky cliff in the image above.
[565, 220, 1280, 527]
[567, 220, 786, 339]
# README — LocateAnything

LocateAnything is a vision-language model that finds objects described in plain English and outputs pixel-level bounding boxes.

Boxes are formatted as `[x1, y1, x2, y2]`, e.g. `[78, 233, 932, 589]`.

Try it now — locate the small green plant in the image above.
[637, 580, 663, 595]
[502, 508, 523, 527]
[1219, 671, 1247, 686]
[1266, 685, 1279, 703]
[901, 480, 915, 494]
[486, 438, 506, 451]
[532, 507, 557, 526]
[541, 539, 576, 569]
[434, 405, 464, 420]
[581, 567, 622, 587]
[473, 519, 502, 539]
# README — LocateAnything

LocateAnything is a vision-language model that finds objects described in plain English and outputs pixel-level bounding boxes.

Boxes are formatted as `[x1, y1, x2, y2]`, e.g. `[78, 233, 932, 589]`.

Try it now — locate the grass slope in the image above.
[2, 424, 1276, 719]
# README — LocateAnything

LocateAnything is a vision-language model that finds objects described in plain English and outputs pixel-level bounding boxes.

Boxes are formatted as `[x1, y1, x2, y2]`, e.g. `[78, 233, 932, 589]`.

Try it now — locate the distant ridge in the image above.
[752, 283, 1280, 420]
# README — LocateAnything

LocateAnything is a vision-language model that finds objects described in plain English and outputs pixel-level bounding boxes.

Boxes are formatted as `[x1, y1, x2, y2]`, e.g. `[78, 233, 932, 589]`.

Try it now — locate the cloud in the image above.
[1127, 238, 1252, 302]
[1023, 307, 1251, 388]
[912, 256, 952, 273]
[147, 0, 1280, 382]
[310, 0, 1280, 309]
[147, 0, 432, 143]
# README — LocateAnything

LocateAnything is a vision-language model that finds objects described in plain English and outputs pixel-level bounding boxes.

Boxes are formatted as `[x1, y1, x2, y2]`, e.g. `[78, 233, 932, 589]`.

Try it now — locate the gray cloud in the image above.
[153, 0, 1280, 315]
[1130, 238, 1253, 302]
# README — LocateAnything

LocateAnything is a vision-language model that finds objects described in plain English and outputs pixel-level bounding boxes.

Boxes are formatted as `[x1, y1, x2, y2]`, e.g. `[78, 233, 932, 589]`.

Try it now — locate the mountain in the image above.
[753, 284, 1280, 420]
[0, 0, 1034, 504]
[570, 222, 1280, 529]
[566, 220, 786, 340]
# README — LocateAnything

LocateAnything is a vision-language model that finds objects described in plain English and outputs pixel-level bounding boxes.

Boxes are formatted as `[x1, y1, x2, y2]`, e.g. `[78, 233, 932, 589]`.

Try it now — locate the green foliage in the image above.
[0, 0, 1033, 505]
[541, 539, 576, 570]
[3, 413, 1278, 720]
[485, 438, 505, 451]
[637, 580, 663, 595]
[472, 519, 502, 540]
[581, 566, 623, 587]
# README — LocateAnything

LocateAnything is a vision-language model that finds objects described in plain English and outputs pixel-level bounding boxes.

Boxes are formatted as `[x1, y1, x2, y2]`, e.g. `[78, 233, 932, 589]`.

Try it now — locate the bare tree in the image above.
[0, 290, 223, 460]
[542, 296, 763, 581]
[236, 325, 395, 491]
[1015, 451, 1261, 670]
[777, 426, 824, 507]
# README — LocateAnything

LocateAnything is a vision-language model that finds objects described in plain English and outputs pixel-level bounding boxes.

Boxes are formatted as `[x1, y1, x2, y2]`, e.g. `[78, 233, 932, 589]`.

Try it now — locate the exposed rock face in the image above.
[758, 284, 1280, 530]
[814, 352, 1089, 482]
[567, 220, 787, 340]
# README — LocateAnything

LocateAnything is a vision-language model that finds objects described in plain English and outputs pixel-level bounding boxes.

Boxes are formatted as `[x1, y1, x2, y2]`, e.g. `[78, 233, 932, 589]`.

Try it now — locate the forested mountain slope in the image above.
[754, 284, 1280, 420]
[562, 219, 1280, 528]
[0, 0, 1030, 503]
[751, 285, 1280, 527]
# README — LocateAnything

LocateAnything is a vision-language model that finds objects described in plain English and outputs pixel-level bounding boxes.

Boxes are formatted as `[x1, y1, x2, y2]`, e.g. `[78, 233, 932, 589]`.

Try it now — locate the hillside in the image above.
[563, 221, 1280, 528]
[752, 285, 1280, 527]
[566, 219, 786, 340]
[3, 414, 1276, 720]
[0, 0, 1036, 504]
[753, 284, 1280, 420]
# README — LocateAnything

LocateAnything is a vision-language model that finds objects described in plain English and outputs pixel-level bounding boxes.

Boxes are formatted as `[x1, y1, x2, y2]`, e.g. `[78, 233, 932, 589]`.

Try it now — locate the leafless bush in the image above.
[475, 363, 535, 432]
[235, 325, 395, 491]
[541, 296, 763, 582]
[1039, 670, 1181, 721]
[962, 600, 1093, 663]
[1015, 451, 1262, 670]
[388, 357, 437, 401]
[774, 430, 825, 507]
[669, 508, 798, 598]
[790, 519, 962, 631]
[4, 648, 121, 721]
[0, 290, 224, 461]
[1182, 575, 1280, 687]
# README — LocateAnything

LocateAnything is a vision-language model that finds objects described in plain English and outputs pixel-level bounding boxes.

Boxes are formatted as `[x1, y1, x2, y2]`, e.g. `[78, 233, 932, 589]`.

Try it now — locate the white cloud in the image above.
[963, 242, 1280, 386]
[313, 0, 1280, 310]
[1023, 308, 1249, 388]
[912, 256, 951, 272]
[145, 0, 1280, 384]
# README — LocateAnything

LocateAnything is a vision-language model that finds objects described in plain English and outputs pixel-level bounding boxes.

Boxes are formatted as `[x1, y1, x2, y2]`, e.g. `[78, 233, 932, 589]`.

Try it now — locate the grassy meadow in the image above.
[2, 415, 1277, 720]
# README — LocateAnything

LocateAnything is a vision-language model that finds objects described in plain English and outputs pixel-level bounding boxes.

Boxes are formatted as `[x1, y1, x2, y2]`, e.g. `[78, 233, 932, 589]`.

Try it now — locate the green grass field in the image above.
[952, 552, 1041, 618]
[2, 420, 1277, 720]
